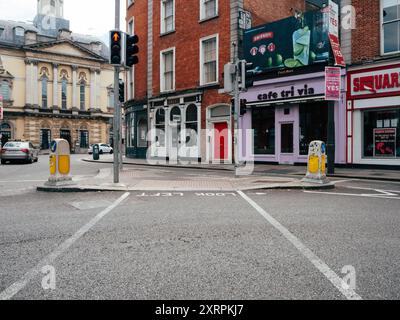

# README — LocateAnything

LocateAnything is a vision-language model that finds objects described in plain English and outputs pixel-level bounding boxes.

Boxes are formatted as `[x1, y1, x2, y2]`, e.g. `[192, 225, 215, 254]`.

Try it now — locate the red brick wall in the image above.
[127, 0, 148, 99]
[244, 0, 305, 27]
[351, 0, 381, 63]
[127, 0, 304, 101]
[151, 0, 231, 96]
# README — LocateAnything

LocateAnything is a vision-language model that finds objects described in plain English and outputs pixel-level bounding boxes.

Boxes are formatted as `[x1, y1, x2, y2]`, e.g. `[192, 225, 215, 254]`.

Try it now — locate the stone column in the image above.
[90, 68, 96, 109]
[53, 63, 59, 108]
[96, 69, 101, 109]
[32, 61, 39, 107]
[25, 59, 33, 106]
[72, 65, 78, 109]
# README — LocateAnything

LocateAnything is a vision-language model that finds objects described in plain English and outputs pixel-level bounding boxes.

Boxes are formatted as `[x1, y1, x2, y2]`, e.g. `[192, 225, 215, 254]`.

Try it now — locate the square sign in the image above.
[325, 67, 341, 101]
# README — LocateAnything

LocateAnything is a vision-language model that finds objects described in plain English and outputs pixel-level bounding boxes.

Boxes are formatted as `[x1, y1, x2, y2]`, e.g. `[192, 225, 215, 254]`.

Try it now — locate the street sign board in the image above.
[239, 10, 252, 30]
[325, 67, 341, 101]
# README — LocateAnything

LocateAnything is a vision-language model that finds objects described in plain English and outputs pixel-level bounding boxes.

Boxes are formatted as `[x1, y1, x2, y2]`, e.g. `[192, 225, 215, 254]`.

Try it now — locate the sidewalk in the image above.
[82, 155, 400, 182]
[37, 167, 335, 193]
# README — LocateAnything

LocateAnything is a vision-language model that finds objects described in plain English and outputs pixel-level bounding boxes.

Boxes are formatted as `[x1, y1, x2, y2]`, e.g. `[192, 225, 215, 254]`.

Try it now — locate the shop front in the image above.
[148, 93, 202, 162]
[347, 63, 400, 167]
[240, 71, 346, 165]
[125, 100, 148, 159]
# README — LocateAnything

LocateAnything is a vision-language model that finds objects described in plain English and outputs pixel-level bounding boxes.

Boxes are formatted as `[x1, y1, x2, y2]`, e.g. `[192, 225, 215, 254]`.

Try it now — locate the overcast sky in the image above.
[0, 0, 126, 43]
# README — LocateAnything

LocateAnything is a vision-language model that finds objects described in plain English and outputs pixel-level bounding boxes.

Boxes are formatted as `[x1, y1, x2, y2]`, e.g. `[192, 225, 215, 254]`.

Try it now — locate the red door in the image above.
[214, 122, 228, 160]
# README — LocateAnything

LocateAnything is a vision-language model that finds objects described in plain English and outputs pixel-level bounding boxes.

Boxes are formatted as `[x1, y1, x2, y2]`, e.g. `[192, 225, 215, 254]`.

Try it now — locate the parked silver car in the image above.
[1, 141, 39, 164]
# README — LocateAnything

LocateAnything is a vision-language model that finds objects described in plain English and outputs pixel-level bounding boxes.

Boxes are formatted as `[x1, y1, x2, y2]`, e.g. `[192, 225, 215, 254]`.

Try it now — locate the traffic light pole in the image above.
[232, 43, 240, 174]
[113, 0, 120, 184]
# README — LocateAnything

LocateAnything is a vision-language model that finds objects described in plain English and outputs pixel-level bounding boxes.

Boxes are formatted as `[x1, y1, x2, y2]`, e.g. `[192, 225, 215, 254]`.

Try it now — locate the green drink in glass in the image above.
[293, 26, 311, 66]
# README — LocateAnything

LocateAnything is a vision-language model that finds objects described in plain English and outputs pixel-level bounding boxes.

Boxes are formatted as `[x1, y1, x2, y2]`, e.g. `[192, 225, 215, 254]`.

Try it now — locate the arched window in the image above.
[80, 82, 85, 110]
[155, 108, 165, 147]
[170, 106, 181, 123]
[41, 76, 48, 108]
[0, 122, 12, 146]
[185, 104, 198, 147]
[79, 125, 89, 149]
[61, 78, 67, 109]
[1, 80, 10, 101]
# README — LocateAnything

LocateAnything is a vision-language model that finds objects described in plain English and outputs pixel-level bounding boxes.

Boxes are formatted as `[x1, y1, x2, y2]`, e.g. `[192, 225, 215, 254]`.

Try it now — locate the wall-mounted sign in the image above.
[374, 128, 397, 158]
[328, 0, 345, 67]
[325, 67, 341, 101]
[244, 8, 330, 75]
[257, 84, 317, 102]
[239, 10, 252, 30]
[348, 65, 400, 99]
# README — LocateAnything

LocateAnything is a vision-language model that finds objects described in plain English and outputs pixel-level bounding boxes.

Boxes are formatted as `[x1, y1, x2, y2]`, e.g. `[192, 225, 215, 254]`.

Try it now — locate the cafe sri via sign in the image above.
[349, 65, 400, 99]
[256, 83, 320, 103]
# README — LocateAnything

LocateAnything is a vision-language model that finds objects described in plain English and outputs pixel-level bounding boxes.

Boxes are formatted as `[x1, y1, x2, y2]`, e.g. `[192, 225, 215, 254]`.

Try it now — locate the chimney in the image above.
[25, 30, 38, 45]
[90, 42, 102, 55]
[58, 28, 72, 40]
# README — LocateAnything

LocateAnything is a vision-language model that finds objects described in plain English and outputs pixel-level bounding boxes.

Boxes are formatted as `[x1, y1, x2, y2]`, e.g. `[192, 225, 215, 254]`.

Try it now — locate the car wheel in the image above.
[110, 150, 113, 154]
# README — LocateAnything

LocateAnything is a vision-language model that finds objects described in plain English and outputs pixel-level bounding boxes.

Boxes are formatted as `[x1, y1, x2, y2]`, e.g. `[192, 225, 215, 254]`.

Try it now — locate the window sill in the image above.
[199, 15, 219, 24]
[160, 89, 176, 94]
[198, 82, 220, 90]
[160, 30, 176, 37]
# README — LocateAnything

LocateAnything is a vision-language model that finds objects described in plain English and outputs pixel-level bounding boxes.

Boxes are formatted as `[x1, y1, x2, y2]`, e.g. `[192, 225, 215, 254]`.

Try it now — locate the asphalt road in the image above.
[0, 155, 400, 300]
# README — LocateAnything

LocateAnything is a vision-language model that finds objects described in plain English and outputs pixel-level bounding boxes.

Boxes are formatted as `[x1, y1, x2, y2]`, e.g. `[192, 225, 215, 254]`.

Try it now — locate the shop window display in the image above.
[363, 109, 400, 158]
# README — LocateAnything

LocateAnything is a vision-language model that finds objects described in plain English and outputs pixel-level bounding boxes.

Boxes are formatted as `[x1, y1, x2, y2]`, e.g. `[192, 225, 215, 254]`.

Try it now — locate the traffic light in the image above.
[125, 34, 139, 67]
[110, 30, 123, 65]
[240, 99, 247, 116]
[239, 60, 254, 90]
[119, 79, 125, 103]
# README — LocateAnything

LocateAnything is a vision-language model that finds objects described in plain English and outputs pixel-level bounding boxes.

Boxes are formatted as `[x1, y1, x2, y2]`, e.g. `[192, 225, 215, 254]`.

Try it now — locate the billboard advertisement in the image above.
[244, 8, 331, 75]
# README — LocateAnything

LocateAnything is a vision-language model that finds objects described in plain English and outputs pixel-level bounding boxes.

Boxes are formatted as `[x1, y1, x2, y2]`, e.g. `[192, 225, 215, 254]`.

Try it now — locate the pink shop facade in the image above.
[239, 70, 347, 165]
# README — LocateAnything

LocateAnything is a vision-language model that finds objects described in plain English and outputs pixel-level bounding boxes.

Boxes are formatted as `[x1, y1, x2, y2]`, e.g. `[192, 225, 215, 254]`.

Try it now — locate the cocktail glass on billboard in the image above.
[293, 26, 311, 66]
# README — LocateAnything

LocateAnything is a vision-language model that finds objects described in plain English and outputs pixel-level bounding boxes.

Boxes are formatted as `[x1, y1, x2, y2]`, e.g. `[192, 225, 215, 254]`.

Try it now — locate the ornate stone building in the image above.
[0, 0, 114, 152]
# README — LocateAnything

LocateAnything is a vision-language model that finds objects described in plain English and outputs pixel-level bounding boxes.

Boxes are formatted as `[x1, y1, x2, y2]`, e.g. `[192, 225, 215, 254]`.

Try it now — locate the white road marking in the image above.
[0, 192, 130, 300]
[0, 180, 46, 183]
[70, 200, 112, 211]
[237, 190, 362, 301]
[332, 179, 359, 185]
[304, 190, 400, 200]
[345, 186, 398, 196]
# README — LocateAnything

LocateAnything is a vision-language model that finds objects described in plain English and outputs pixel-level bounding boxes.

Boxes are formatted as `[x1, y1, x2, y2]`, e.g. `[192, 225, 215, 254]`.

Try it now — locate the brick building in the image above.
[124, 0, 304, 161]
[239, 0, 350, 166]
[346, 0, 400, 167]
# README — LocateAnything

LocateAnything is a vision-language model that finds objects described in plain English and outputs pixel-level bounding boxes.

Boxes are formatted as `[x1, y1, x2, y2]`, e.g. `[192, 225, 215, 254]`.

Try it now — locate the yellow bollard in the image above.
[45, 139, 73, 186]
[302, 141, 329, 184]
[49, 154, 56, 175]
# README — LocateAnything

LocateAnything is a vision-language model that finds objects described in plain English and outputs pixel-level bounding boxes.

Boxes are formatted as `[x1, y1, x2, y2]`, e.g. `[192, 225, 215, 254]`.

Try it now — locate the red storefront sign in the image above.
[348, 64, 400, 100]
[328, 0, 345, 67]
[329, 34, 346, 67]
[325, 67, 341, 101]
